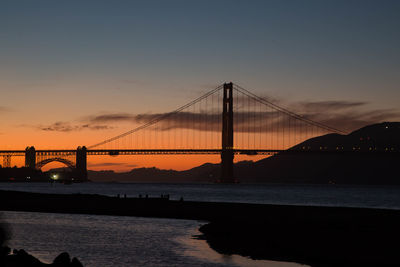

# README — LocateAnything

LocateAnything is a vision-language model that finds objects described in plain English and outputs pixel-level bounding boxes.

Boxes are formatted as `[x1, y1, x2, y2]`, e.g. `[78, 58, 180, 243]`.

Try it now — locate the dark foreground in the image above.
[1, 248, 83, 267]
[1, 190, 400, 266]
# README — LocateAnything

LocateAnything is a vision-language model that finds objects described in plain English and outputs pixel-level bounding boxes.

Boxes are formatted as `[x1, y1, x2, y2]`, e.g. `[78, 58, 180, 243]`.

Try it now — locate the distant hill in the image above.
[87, 163, 220, 183]
[84, 122, 400, 185]
[236, 122, 400, 184]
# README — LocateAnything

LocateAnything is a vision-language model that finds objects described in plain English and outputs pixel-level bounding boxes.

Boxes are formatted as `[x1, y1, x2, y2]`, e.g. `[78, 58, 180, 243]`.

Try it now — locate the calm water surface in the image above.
[1, 182, 400, 209]
[3, 211, 305, 267]
[2, 182, 400, 266]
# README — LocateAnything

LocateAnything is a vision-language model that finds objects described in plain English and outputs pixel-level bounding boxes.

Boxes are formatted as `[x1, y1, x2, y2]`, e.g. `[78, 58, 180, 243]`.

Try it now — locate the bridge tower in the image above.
[221, 82, 234, 183]
[25, 146, 36, 169]
[76, 146, 88, 181]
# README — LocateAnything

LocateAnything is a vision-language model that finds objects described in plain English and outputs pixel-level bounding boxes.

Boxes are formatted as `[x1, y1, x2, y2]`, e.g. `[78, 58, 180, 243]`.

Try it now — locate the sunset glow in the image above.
[1, 1, 400, 171]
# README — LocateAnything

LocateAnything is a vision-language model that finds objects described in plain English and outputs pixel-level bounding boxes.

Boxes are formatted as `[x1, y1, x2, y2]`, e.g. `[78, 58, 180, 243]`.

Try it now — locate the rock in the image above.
[7, 248, 45, 266]
[53, 252, 71, 266]
[71, 257, 84, 267]
[0, 246, 10, 257]
[15, 249, 28, 256]
[1, 247, 84, 267]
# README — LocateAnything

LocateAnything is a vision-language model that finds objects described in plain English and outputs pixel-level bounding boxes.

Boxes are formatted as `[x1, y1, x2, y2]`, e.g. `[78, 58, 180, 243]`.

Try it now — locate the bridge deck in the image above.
[1, 149, 399, 156]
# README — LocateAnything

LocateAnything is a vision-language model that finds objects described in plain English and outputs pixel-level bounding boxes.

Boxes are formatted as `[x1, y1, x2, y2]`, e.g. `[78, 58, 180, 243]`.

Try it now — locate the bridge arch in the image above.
[36, 157, 75, 170]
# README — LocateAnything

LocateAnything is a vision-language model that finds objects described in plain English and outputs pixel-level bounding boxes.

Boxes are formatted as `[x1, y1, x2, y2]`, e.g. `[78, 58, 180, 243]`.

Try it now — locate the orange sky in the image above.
[1, 2, 400, 171]
[7, 151, 267, 172]
[0, 103, 313, 172]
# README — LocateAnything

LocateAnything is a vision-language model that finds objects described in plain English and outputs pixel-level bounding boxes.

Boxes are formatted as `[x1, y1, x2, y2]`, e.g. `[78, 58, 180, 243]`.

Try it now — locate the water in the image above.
[2, 211, 304, 267]
[1, 182, 400, 209]
[2, 182, 400, 266]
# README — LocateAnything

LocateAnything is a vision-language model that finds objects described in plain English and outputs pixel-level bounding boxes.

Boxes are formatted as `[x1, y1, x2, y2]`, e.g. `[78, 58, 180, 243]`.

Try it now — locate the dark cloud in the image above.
[38, 122, 77, 132]
[125, 164, 139, 168]
[81, 100, 400, 136]
[88, 162, 138, 170]
[86, 113, 137, 123]
[85, 112, 217, 125]
[88, 162, 132, 167]
[295, 101, 367, 112]
[30, 98, 400, 135]
[85, 112, 223, 131]
[36, 121, 113, 132]
[310, 109, 400, 132]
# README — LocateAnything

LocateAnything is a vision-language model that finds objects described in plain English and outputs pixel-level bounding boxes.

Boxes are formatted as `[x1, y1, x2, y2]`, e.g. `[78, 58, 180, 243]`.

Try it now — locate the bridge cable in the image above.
[88, 85, 223, 149]
[233, 83, 347, 135]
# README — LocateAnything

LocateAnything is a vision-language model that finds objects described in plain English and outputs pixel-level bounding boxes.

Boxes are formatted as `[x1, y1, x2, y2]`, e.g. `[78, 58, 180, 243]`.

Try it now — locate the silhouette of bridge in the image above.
[0, 82, 393, 182]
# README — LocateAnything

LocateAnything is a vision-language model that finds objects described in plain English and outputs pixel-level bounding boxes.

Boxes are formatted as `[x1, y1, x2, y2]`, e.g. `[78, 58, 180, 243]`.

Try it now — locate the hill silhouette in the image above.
[236, 122, 400, 184]
[84, 122, 400, 185]
[87, 163, 219, 183]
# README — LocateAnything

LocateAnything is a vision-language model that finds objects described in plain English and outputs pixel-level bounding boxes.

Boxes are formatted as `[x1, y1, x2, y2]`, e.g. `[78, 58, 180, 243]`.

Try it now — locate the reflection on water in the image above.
[3, 211, 308, 267]
[177, 233, 307, 267]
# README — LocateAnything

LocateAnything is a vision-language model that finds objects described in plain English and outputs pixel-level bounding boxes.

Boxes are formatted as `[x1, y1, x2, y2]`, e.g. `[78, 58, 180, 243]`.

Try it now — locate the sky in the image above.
[0, 0, 399, 171]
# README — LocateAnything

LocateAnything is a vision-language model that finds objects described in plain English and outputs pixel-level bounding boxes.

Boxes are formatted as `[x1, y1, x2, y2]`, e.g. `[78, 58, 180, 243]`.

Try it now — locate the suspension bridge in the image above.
[0, 82, 391, 182]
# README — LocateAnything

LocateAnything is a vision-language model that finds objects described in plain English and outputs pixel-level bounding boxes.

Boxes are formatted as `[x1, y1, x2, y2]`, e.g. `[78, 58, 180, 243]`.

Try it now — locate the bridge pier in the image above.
[221, 82, 235, 183]
[76, 146, 88, 181]
[25, 146, 36, 169]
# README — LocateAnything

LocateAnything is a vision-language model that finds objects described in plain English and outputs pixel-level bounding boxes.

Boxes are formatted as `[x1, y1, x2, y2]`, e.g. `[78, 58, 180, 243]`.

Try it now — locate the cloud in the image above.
[35, 121, 113, 132]
[295, 101, 367, 112]
[88, 162, 132, 167]
[80, 99, 400, 136]
[309, 109, 400, 132]
[88, 162, 137, 169]
[284, 100, 399, 132]
[85, 111, 222, 131]
[86, 113, 137, 123]
[29, 97, 400, 136]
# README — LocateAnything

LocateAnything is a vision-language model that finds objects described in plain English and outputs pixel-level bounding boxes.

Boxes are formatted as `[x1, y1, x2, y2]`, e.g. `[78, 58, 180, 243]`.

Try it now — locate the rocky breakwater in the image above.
[199, 205, 400, 267]
[1, 248, 84, 267]
[0, 214, 84, 267]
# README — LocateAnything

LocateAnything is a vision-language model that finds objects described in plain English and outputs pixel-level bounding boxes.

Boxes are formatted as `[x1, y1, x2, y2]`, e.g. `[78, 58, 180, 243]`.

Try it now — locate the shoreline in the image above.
[1, 189, 400, 266]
